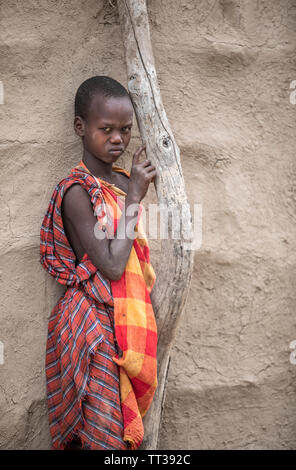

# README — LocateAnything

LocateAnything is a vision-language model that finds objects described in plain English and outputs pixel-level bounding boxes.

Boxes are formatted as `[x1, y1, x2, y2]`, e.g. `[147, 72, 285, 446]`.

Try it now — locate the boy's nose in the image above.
[110, 132, 123, 144]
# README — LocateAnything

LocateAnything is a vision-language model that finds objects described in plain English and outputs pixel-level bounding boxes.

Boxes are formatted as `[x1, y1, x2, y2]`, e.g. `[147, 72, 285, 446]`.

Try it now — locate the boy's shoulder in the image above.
[55, 165, 94, 191]
[48, 167, 96, 215]
[53, 163, 130, 199]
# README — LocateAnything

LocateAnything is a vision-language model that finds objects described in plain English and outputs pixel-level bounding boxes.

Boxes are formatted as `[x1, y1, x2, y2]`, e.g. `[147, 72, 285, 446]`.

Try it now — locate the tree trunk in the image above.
[117, 0, 195, 449]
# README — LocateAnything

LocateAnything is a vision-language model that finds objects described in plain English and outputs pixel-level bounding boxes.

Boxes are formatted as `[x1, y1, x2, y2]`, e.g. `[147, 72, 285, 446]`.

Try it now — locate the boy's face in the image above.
[74, 94, 134, 163]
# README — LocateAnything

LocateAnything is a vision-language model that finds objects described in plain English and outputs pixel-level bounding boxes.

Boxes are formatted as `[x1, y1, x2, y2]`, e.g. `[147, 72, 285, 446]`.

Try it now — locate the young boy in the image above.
[40, 76, 158, 450]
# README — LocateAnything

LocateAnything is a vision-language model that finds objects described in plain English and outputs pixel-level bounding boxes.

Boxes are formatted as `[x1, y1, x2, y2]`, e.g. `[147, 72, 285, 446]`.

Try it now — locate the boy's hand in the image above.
[128, 145, 156, 202]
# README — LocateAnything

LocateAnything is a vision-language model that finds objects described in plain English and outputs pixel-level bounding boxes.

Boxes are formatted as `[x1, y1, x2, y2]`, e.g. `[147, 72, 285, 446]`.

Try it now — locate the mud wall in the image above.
[0, 0, 295, 449]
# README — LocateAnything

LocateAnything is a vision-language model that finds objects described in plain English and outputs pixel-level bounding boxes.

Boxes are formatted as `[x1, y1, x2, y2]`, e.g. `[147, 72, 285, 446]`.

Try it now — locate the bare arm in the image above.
[62, 145, 156, 281]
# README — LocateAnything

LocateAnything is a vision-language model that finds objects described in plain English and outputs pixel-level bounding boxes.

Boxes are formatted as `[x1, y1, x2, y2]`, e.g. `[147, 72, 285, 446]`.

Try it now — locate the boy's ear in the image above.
[74, 116, 85, 137]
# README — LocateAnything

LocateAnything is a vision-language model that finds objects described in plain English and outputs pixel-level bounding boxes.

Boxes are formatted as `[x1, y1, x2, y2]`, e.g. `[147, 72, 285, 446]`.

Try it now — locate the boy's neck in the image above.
[82, 149, 115, 180]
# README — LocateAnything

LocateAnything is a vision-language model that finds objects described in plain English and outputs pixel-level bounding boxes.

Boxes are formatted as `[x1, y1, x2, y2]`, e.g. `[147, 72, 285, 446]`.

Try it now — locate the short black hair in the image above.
[74, 76, 131, 120]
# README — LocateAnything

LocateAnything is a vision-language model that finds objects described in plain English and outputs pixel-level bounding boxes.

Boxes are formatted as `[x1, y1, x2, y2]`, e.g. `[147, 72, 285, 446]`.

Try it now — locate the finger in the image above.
[146, 169, 157, 181]
[146, 166, 156, 174]
[142, 159, 152, 167]
[132, 145, 146, 165]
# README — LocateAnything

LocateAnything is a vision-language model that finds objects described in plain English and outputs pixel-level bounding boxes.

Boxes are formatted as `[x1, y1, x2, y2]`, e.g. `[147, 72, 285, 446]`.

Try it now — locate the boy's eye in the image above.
[100, 126, 132, 133]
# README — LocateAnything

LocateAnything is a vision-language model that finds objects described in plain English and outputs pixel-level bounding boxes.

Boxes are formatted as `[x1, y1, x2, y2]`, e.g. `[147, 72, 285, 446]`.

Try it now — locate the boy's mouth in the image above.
[109, 147, 124, 155]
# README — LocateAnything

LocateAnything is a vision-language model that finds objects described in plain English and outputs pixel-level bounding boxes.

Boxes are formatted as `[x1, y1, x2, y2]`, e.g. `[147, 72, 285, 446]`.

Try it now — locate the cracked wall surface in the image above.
[0, 0, 296, 449]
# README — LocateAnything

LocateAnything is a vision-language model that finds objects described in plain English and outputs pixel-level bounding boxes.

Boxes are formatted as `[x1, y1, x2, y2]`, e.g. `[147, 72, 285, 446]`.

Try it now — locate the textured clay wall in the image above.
[0, 0, 295, 449]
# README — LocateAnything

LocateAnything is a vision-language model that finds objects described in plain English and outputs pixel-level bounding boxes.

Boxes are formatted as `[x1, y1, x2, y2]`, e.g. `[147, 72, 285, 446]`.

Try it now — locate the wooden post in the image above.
[117, 0, 195, 449]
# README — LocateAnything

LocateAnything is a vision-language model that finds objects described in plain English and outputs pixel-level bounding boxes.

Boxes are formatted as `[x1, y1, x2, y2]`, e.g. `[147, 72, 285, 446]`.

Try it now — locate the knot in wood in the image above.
[162, 136, 170, 148]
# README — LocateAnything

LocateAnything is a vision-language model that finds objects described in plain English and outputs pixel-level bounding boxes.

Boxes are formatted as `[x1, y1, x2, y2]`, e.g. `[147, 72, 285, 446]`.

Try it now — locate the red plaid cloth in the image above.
[40, 163, 157, 450]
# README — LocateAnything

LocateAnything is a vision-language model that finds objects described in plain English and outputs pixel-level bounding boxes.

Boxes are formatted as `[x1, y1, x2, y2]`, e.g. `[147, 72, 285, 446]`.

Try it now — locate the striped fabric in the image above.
[40, 161, 158, 450]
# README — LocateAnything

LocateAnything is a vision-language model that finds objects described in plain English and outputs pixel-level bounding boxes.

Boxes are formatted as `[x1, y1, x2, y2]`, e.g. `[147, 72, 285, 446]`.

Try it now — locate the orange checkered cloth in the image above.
[76, 161, 157, 449]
